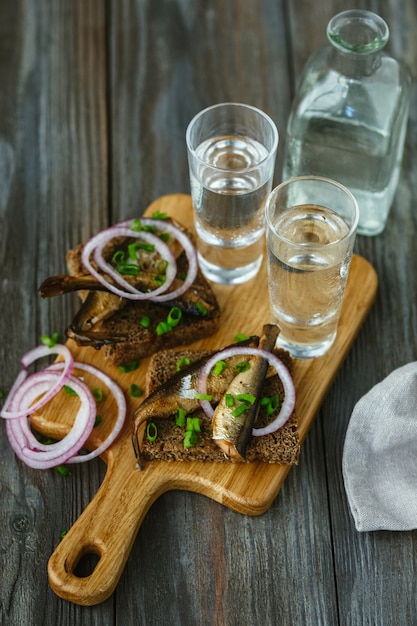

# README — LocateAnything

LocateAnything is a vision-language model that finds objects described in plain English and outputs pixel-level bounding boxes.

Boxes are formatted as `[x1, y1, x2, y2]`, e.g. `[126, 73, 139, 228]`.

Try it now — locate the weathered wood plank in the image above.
[1, 0, 416, 624]
[0, 1, 111, 625]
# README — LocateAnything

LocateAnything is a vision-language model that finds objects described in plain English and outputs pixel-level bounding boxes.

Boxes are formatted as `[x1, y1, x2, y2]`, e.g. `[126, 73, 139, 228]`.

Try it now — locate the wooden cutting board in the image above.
[31, 194, 377, 606]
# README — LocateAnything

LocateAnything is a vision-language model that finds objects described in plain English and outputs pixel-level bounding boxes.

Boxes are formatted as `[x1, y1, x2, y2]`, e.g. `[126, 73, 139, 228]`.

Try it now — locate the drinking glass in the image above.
[265, 176, 359, 358]
[186, 102, 278, 284]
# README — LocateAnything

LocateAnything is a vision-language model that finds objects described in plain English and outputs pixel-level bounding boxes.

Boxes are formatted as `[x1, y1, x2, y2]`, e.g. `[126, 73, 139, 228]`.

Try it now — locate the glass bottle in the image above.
[282, 10, 411, 236]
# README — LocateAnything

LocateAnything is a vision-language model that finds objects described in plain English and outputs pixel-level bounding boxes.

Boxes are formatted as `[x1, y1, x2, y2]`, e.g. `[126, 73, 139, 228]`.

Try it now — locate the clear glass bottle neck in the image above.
[327, 10, 389, 77]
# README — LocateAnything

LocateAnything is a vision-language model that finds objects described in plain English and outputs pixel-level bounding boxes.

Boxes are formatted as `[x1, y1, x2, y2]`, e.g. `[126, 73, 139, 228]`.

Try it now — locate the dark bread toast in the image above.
[65, 234, 221, 366]
[140, 348, 300, 464]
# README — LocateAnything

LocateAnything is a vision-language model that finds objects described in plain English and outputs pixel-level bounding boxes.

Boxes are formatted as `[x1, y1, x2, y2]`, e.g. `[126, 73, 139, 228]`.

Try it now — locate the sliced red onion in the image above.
[0, 344, 74, 419]
[1, 344, 127, 469]
[197, 347, 296, 436]
[5, 372, 96, 469]
[81, 227, 177, 300]
[48, 361, 127, 463]
[80, 218, 198, 302]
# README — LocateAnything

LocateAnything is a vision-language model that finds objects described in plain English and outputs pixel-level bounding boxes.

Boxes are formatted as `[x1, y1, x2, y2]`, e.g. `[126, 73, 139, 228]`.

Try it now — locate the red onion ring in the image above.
[81, 226, 177, 300]
[0, 344, 74, 419]
[47, 361, 127, 463]
[80, 218, 198, 302]
[197, 347, 296, 436]
[5, 372, 96, 469]
[1, 344, 127, 469]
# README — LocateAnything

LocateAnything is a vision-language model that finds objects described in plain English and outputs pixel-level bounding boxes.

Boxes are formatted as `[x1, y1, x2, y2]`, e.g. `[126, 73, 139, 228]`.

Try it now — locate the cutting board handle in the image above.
[48, 445, 166, 606]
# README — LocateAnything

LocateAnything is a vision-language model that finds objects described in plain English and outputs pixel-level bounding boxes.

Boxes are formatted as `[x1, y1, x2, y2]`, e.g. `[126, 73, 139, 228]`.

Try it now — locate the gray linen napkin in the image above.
[342, 362, 417, 532]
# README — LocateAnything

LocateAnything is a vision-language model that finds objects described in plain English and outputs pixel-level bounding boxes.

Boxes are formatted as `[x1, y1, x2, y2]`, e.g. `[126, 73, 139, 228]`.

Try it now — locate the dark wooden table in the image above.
[1, 1, 416, 624]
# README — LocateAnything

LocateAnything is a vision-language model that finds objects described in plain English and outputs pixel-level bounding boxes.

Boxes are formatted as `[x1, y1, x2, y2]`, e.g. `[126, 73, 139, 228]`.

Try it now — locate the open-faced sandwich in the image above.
[39, 214, 221, 365]
[132, 324, 299, 468]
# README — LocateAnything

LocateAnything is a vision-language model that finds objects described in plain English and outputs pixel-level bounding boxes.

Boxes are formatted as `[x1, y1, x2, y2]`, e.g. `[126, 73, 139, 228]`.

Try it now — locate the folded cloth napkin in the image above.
[342, 362, 417, 532]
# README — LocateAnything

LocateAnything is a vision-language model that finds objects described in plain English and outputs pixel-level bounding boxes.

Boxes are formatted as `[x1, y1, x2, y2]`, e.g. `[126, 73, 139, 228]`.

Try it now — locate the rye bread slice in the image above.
[140, 348, 300, 464]
[65, 232, 221, 366]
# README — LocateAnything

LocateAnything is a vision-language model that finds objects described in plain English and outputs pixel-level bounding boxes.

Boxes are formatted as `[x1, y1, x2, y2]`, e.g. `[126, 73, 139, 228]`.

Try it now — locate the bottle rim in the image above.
[327, 10, 389, 55]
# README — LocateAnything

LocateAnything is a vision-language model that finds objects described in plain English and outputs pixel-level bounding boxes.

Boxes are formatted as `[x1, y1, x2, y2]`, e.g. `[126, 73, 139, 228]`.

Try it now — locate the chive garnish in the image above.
[167, 307, 182, 328]
[183, 430, 199, 448]
[235, 333, 249, 342]
[235, 361, 250, 373]
[152, 274, 166, 286]
[41, 332, 59, 348]
[94, 415, 102, 427]
[194, 393, 213, 401]
[119, 360, 139, 373]
[129, 383, 143, 398]
[130, 219, 142, 231]
[196, 302, 208, 316]
[152, 210, 168, 219]
[92, 388, 104, 403]
[236, 393, 256, 405]
[146, 422, 158, 442]
[63, 385, 78, 396]
[156, 321, 172, 336]
[56, 465, 70, 476]
[140, 315, 151, 328]
[176, 357, 191, 371]
[231, 404, 250, 418]
[225, 393, 234, 407]
[212, 360, 227, 376]
[176, 408, 186, 427]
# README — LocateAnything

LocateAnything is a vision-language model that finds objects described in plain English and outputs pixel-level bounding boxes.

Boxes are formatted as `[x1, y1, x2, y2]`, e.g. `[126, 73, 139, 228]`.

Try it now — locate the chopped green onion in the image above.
[235, 333, 249, 342]
[212, 360, 227, 376]
[231, 404, 250, 418]
[94, 415, 102, 427]
[119, 360, 139, 373]
[112, 250, 125, 264]
[112, 249, 139, 275]
[225, 393, 235, 407]
[157, 259, 168, 274]
[235, 361, 251, 373]
[196, 302, 208, 316]
[159, 232, 170, 243]
[156, 321, 172, 335]
[176, 357, 191, 372]
[92, 388, 104, 403]
[129, 383, 143, 398]
[152, 210, 168, 219]
[63, 385, 78, 396]
[128, 242, 138, 260]
[183, 430, 199, 448]
[194, 393, 213, 401]
[176, 408, 186, 427]
[167, 307, 182, 327]
[61, 530, 68, 539]
[236, 393, 256, 405]
[41, 332, 59, 348]
[130, 219, 143, 231]
[146, 422, 158, 442]
[267, 394, 280, 415]
[137, 242, 155, 252]
[152, 274, 166, 286]
[56, 465, 70, 476]
[140, 315, 151, 328]
[191, 417, 201, 433]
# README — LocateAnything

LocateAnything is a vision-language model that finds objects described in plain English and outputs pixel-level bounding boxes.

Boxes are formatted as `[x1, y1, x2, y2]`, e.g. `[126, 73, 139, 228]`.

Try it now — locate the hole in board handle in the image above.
[71, 544, 102, 578]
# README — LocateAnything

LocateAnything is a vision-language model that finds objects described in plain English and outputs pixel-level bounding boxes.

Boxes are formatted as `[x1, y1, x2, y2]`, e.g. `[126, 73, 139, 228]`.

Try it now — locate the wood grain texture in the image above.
[1, 0, 416, 624]
[33, 194, 376, 605]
